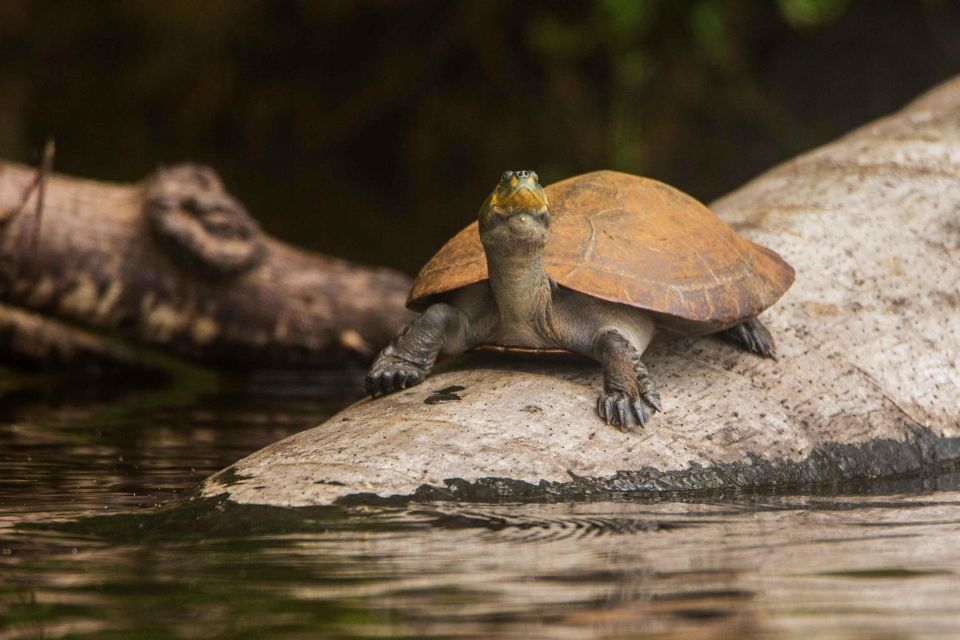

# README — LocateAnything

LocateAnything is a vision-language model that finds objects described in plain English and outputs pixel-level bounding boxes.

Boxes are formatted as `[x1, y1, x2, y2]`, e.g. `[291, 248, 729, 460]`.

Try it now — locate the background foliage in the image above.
[1, 0, 959, 273]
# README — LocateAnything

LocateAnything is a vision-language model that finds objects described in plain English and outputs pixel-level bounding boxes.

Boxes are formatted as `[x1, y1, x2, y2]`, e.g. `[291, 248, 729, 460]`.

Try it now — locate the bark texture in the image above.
[0, 162, 413, 367]
[0, 302, 159, 375]
[204, 75, 960, 506]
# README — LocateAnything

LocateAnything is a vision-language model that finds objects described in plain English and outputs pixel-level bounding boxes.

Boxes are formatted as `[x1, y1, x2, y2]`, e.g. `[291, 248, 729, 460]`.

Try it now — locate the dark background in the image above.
[2, 0, 959, 275]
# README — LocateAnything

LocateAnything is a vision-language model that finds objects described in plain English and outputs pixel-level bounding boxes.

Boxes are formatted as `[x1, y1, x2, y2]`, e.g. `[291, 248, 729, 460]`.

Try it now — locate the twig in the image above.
[30, 138, 55, 267]
[1, 164, 39, 224]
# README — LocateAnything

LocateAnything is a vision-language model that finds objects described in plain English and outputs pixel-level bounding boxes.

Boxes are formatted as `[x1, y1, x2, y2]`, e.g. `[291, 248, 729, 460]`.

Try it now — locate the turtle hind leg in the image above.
[718, 317, 776, 359]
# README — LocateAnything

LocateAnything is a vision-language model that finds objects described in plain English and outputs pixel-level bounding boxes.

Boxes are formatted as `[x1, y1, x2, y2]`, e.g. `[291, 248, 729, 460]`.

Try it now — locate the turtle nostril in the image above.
[516, 170, 530, 178]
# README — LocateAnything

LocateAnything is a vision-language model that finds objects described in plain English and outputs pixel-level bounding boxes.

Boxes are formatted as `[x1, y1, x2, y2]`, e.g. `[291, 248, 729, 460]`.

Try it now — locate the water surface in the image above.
[2, 372, 959, 639]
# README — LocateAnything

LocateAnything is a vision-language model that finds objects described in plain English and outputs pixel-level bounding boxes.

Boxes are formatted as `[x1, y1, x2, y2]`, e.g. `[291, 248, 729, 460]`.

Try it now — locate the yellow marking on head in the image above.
[499, 185, 548, 210]
[510, 175, 519, 188]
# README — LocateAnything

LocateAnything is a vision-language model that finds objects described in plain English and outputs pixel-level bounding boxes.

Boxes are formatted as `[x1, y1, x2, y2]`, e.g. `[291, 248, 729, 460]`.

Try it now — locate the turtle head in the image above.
[478, 170, 550, 252]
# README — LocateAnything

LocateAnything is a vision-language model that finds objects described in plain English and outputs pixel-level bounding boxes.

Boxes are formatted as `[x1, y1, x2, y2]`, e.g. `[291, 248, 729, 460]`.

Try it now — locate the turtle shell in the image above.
[408, 171, 794, 335]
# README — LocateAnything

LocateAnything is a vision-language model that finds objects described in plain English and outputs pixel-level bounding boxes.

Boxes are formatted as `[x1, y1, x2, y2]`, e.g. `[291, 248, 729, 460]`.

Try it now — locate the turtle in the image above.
[366, 170, 794, 429]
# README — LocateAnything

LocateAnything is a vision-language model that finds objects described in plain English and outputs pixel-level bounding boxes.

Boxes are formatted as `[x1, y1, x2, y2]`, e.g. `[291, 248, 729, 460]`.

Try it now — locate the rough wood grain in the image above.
[0, 162, 414, 367]
[204, 75, 960, 505]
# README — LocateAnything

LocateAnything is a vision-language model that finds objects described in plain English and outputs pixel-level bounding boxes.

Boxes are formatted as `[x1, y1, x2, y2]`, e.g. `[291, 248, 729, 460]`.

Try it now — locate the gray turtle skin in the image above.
[367, 171, 773, 430]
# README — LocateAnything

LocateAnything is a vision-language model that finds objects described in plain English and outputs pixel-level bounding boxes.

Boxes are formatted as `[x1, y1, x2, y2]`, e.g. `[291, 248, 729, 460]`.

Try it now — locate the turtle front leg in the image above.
[593, 328, 662, 430]
[366, 303, 471, 397]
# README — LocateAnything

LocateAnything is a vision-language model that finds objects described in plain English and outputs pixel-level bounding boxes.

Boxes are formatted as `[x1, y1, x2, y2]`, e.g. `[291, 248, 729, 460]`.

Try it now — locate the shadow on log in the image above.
[0, 161, 414, 369]
[204, 75, 960, 505]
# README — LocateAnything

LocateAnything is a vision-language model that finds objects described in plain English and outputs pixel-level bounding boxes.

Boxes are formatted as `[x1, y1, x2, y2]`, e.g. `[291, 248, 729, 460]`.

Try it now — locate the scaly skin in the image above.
[367, 171, 775, 430]
[718, 317, 776, 359]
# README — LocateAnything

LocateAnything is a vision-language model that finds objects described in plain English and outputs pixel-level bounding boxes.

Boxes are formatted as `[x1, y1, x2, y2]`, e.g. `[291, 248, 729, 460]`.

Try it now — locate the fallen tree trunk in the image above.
[204, 75, 960, 505]
[0, 162, 413, 368]
[0, 302, 162, 376]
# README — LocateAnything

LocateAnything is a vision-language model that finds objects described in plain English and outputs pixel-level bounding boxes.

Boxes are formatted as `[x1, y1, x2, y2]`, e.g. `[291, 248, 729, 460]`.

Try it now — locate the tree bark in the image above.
[0, 302, 162, 376]
[0, 162, 414, 368]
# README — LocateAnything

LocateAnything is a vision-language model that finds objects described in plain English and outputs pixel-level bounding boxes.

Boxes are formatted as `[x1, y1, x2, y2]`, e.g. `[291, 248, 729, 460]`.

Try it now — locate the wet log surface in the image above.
[204, 76, 960, 505]
[0, 162, 413, 368]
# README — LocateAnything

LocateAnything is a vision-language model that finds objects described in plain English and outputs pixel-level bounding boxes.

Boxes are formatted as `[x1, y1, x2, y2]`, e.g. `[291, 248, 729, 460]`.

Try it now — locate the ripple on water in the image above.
[2, 379, 960, 638]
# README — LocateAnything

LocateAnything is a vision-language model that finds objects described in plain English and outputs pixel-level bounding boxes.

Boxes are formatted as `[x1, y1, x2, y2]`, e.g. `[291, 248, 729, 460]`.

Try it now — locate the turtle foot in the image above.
[593, 328, 662, 431]
[365, 357, 426, 397]
[720, 317, 776, 359]
[596, 380, 661, 431]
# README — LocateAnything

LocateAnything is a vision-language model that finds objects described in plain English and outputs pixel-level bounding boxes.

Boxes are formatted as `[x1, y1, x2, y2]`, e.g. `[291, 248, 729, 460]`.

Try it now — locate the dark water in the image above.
[2, 372, 960, 639]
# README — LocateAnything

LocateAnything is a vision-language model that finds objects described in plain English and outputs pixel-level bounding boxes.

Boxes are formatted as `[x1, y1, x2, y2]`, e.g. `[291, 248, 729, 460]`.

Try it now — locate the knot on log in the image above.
[143, 164, 265, 278]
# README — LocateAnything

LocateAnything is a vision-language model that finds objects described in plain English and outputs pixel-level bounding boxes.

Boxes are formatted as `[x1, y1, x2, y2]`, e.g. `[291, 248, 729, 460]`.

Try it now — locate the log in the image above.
[0, 302, 160, 376]
[0, 162, 414, 367]
[203, 76, 960, 506]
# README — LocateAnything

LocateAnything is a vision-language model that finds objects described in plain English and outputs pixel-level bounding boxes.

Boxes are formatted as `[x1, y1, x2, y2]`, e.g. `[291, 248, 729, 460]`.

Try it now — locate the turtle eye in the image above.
[501, 171, 514, 182]
[531, 171, 539, 182]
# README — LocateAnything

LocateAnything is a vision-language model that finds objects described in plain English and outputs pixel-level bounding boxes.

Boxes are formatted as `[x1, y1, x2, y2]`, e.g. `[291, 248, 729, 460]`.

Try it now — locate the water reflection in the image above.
[2, 374, 960, 639]
[7, 493, 960, 639]
[0, 370, 358, 519]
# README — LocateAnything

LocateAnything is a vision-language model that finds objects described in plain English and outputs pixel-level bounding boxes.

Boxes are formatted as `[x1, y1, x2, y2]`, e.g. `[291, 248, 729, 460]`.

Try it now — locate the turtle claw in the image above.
[631, 400, 651, 426]
[381, 372, 396, 394]
[645, 389, 662, 413]
[600, 396, 616, 425]
[365, 358, 426, 397]
[616, 402, 628, 429]
[596, 391, 659, 431]
[396, 370, 421, 390]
